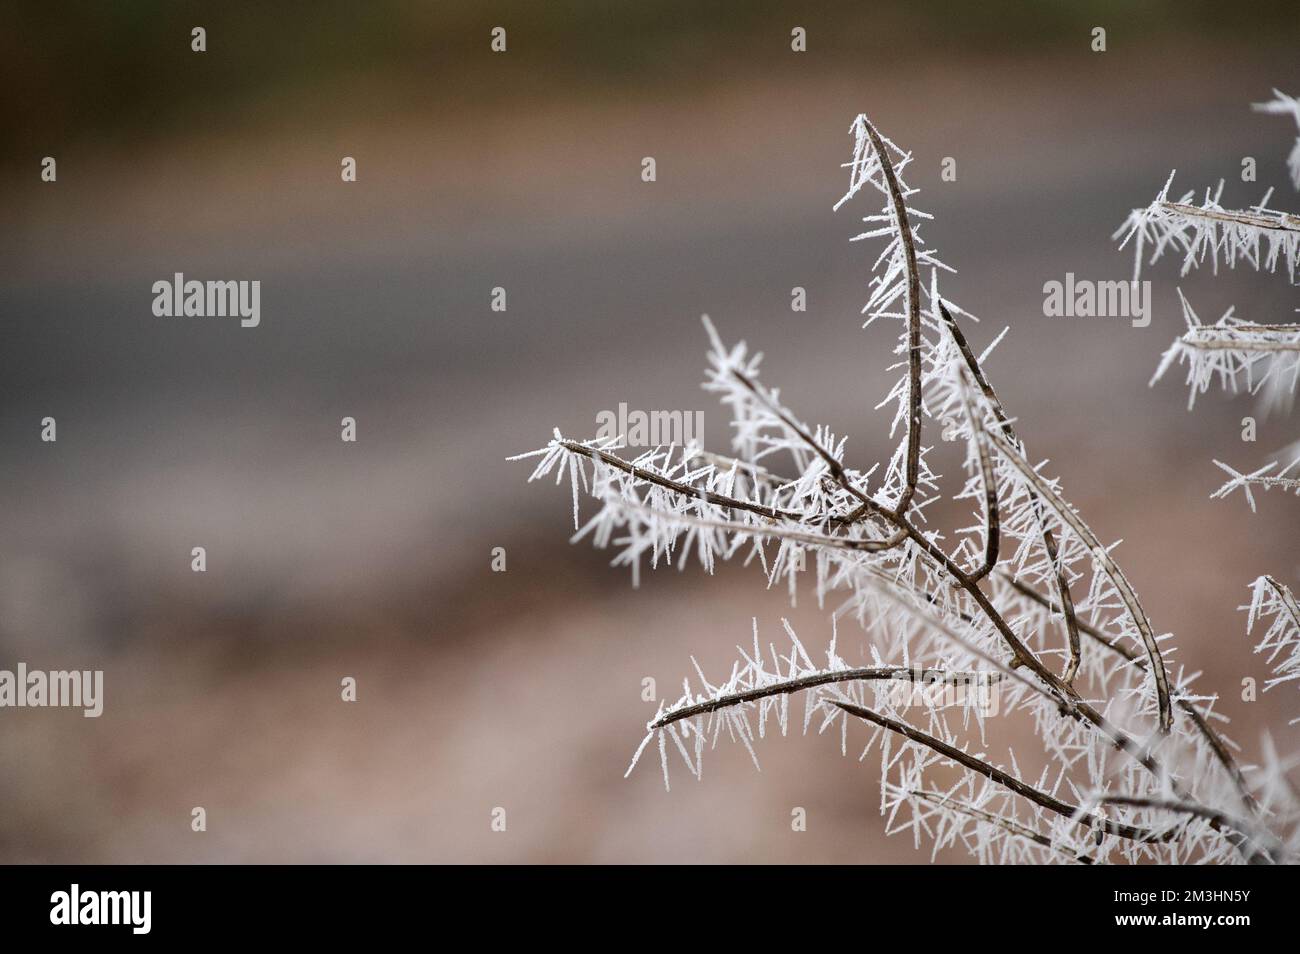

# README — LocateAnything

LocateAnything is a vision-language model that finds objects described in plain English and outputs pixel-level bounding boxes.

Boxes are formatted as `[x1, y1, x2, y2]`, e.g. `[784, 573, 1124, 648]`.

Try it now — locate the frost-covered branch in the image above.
[1116, 173, 1300, 283]
[1210, 458, 1300, 511]
[651, 665, 999, 730]
[1152, 290, 1300, 414]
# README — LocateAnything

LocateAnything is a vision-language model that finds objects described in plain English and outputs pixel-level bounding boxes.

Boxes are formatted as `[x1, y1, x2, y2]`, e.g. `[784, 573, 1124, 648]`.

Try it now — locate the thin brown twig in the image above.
[562, 439, 889, 534]
[559, 440, 802, 522]
[612, 502, 908, 553]
[857, 116, 923, 519]
[1180, 335, 1300, 353]
[651, 668, 1000, 729]
[1095, 795, 1247, 834]
[1160, 200, 1300, 233]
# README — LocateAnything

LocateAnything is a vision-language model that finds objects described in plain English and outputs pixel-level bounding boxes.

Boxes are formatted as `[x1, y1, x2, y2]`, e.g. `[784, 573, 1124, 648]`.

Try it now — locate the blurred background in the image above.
[0, 2, 1296, 862]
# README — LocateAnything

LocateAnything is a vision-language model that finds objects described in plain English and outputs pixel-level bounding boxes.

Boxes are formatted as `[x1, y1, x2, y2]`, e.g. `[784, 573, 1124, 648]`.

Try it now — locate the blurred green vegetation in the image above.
[2, 1, 1295, 155]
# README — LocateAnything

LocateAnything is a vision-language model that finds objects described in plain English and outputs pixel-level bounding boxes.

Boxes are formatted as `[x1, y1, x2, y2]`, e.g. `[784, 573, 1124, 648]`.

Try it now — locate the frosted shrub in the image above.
[514, 113, 1299, 864]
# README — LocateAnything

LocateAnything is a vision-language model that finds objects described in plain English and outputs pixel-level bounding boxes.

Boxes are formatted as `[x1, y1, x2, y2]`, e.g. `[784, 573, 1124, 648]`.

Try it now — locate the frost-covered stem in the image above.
[1160, 201, 1300, 234]
[651, 667, 997, 729]
[859, 116, 923, 519]
[833, 701, 1166, 842]
[937, 302, 1081, 681]
[557, 440, 803, 523]
[1095, 795, 1243, 834]
[909, 790, 1094, 863]
[1238, 323, 1300, 332]
[621, 504, 907, 553]
[984, 428, 1174, 733]
[1180, 331, 1300, 353]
